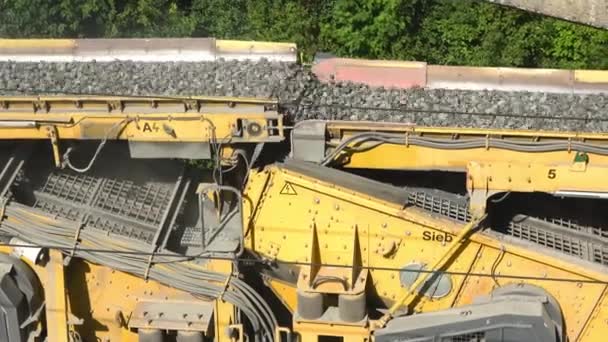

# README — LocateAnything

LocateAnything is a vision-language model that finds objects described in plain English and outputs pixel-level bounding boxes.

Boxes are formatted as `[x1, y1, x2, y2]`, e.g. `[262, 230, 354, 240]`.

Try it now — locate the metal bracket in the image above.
[64, 220, 85, 266]
[0, 196, 7, 223]
[570, 151, 589, 172]
[46, 125, 62, 168]
[129, 300, 214, 332]
[228, 324, 244, 342]
[298, 224, 368, 295]
[274, 327, 291, 342]
[196, 183, 244, 256]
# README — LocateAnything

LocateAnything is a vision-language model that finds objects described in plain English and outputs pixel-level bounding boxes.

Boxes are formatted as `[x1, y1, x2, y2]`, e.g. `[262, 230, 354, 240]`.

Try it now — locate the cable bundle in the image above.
[0, 203, 277, 342]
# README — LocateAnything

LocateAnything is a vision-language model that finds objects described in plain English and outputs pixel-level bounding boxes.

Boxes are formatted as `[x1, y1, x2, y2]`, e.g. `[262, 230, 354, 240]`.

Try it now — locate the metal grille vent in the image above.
[26, 149, 185, 245]
[505, 215, 608, 265]
[402, 186, 608, 267]
[442, 331, 485, 342]
[38, 171, 99, 204]
[93, 179, 173, 227]
[508, 219, 585, 258]
[593, 246, 608, 265]
[406, 189, 470, 223]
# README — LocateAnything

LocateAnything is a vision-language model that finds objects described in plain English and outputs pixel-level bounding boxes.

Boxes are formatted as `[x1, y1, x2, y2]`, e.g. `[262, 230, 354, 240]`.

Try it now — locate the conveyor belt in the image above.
[0, 61, 606, 132]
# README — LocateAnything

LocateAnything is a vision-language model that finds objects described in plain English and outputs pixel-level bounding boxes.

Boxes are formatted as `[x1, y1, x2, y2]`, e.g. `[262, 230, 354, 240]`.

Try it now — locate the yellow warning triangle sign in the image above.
[280, 182, 297, 195]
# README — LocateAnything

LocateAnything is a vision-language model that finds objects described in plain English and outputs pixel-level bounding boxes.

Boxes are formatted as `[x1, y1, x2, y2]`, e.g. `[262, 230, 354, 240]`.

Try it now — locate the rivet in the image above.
[382, 223, 388, 228]
[334, 204, 340, 210]
[183, 313, 188, 319]
[314, 198, 320, 204]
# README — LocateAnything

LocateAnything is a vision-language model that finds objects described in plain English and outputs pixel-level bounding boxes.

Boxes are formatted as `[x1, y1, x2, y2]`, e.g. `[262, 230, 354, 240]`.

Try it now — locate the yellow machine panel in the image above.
[244, 160, 608, 341]
[0, 94, 606, 342]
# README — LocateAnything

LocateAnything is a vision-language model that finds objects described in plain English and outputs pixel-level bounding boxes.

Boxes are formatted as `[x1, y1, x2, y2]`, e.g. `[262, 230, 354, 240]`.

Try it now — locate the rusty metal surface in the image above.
[313, 58, 427, 88]
[312, 57, 608, 94]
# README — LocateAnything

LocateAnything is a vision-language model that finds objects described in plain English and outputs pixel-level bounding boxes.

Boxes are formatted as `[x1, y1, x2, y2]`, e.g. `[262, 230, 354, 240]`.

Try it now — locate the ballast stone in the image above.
[0, 60, 606, 132]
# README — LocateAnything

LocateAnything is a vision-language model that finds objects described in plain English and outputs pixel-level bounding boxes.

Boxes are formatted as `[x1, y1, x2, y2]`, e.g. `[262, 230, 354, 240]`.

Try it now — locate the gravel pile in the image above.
[1, 60, 607, 132]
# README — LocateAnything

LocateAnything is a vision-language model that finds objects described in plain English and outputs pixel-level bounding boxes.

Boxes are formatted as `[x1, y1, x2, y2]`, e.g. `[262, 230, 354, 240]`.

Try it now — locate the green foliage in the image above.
[107, 0, 198, 37]
[0, 0, 606, 69]
[407, 1, 549, 66]
[189, 0, 249, 38]
[319, 0, 425, 59]
[543, 21, 608, 69]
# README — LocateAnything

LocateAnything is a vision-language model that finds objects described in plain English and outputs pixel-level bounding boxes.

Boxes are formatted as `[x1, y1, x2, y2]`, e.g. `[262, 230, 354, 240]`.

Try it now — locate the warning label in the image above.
[280, 182, 298, 195]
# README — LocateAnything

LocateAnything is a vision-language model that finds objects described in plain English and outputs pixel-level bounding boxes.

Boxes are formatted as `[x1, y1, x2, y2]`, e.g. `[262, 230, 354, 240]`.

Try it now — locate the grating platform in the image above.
[20, 143, 186, 245]
[401, 186, 608, 266]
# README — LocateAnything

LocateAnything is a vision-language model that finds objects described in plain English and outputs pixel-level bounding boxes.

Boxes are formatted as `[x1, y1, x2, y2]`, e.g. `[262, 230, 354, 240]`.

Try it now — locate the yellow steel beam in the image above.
[45, 249, 69, 342]
[206, 260, 238, 342]
[0, 96, 282, 142]
[575, 70, 608, 84]
[0, 39, 75, 49]
[340, 143, 608, 171]
[326, 121, 608, 141]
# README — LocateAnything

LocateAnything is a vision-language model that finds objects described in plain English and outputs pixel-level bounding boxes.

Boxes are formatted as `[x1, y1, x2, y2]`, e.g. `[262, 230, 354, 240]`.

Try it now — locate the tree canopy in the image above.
[0, 0, 606, 69]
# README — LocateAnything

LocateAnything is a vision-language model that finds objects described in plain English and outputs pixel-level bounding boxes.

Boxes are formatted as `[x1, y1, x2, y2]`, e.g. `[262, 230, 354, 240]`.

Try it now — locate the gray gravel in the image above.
[1, 60, 607, 132]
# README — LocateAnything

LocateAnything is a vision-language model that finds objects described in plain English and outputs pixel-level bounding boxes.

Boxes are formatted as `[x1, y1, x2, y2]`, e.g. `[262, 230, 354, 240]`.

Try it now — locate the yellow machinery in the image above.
[0, 93, 607, 342]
